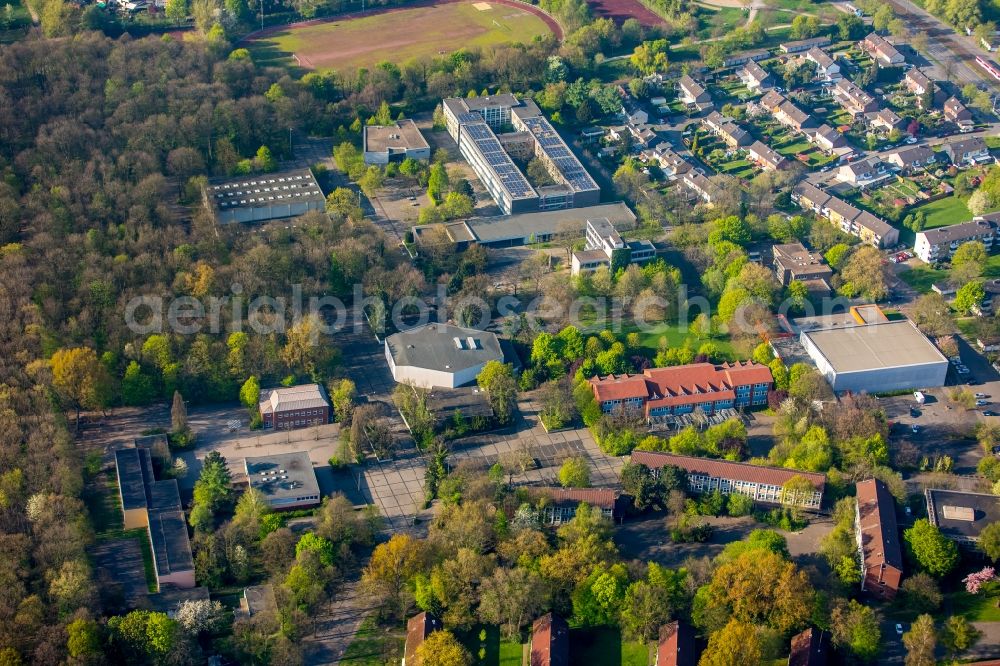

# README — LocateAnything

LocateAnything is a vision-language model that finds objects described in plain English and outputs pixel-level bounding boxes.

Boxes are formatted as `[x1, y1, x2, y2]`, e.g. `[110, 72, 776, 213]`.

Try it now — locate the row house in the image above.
[589, 361, 773, 418]
[861, 32, 905, 66]
[678, 75, 713, 111]
[792, 182, 899, 248]
[775, 100, 816, 132]
[805, 47, 841, 81]
[944, 136, 990, 165]
[913, 218, 995, 264]
[703, 111, 752, 148]
[758, 89, 786, 112]
[884, 144, 938, 173]
[738, 60, 773, 91]
[723, 48, 769, 68]
[855, 479, 904, 600]
[780, 36, 831, 54]
[630, 450, 826, 510]
[832, 78, 878, 116]
[747, 140, 787, 171]
[682, 171, 715, 203]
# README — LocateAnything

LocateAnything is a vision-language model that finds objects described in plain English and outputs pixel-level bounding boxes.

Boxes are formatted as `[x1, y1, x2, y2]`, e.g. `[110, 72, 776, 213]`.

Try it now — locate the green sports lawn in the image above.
[248, 2, 553, 72]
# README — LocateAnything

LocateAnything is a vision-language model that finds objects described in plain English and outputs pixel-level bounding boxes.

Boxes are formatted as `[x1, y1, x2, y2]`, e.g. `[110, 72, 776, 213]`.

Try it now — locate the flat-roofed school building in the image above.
[204, 168, 325, 225]
[926, 487, 1000, 546]
[244, 451, 321, 510]
[363, 119, 431, 165]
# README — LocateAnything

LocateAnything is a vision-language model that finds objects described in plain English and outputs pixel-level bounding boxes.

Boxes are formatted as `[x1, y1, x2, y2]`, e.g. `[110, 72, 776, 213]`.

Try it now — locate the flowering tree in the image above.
[963, 567, 996, 594]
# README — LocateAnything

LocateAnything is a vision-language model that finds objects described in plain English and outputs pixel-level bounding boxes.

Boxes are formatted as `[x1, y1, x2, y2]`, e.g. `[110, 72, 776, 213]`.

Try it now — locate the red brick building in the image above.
[589, 361, 773, 419]
[856, 479, 904, 600]
[258, 383, 330, 430]
[530, 613, 568, 666]
[656, 621, 698, 666]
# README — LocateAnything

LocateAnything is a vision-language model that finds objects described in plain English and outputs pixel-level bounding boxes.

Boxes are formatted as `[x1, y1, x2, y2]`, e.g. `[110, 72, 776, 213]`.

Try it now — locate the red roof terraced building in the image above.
[855, 478, 904, 600]
[589, 361, 773, 419]
[402, 611, 442, 666]
[631, 450, 826, 509]
[530, 613, 569, 666]
[655, 620, 698, 666]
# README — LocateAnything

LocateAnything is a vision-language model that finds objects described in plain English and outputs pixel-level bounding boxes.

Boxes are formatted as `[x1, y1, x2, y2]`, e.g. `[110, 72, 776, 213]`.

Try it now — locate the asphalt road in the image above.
[882, 0, 1000, 92]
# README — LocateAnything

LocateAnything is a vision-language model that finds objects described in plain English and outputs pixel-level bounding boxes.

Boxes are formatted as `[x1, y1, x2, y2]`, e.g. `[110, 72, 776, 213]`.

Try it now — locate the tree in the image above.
[905, 519, 959, 577]
[558, 457, 591, 488]
[49, 347, 112, 431]
[839, 245, 889, 301]
[171, 390, 189, 435]
[329, 378, 357, 423]
[362, 534, 428, 618]
[953, 280, 985, 316]
[953, 240, 988, 282]
[980, 521, 1000, 560]
[414, 630, 472, 666]
[165, 0, 187, 19]
[67, 617, 103, 661]
[477, 361, 517, 424]
[190, 451, 232, 532]
[831, 599, 881, 661]
[240, 375, 260, 409]
[478, 567, 547, 639]
[620, 580, 674, 642]
[900, 572, 943, 612]
[282, 313, 337, 381]
[910, 293, 956, 337]
[699, 619, 762, 666]
[824, 243, 850, 270]
[941, 614, 980, 656]
[175, 599, 227, 636]
[903, 614, 937, 666]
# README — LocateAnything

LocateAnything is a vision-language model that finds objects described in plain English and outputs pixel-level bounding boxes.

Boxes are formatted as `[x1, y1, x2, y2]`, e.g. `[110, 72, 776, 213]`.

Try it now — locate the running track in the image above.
[240, 0, 564, 49]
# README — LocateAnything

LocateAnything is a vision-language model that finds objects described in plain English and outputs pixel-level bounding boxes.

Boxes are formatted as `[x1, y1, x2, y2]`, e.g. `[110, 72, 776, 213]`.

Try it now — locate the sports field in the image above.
[248, 0, 557, 72]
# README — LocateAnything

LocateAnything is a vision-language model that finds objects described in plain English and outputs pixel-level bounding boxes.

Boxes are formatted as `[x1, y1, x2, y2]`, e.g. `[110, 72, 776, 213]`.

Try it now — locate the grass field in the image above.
[910, 195, 973, 230]
[248, 1, 554, 72]
[570, 627, 648, 666]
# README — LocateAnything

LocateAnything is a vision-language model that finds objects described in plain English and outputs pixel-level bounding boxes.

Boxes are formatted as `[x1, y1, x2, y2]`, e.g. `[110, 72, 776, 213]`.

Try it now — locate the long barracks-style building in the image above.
[588, 361, 773, 418]
[631, 450, 826, 509]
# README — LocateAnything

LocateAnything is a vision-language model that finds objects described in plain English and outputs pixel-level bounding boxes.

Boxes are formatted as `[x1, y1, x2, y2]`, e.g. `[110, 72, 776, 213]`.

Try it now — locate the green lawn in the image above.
[456, 625, 523, 666]
[984, 252, 1000, 279]
[341, 617, 405, 666]
[910, 195, 973, 230]
[898, 264, 948, 293]
[948, 587, 1000, 622]
[0, 0, 31, 43]
[621, 322, 737, 360]
[248, 2, 552, 72]
[570, 627, 648, 666]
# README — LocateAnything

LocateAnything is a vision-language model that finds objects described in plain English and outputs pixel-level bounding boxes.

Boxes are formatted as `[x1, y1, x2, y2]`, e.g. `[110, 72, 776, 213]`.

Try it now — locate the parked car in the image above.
[976, 393, 989, 399]
[910, 407, 920, 418]
[911, 424, 920, 433]
[896, 623, 904, 635]
[914, 391, 926, 404]
[957, 366, 971, 374]
[977, 399, 989, 407]
[984, 411, 999, 417]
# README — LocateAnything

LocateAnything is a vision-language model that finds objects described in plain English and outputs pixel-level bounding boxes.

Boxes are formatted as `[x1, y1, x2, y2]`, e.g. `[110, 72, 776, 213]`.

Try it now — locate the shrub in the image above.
[726, 493, 754, 517]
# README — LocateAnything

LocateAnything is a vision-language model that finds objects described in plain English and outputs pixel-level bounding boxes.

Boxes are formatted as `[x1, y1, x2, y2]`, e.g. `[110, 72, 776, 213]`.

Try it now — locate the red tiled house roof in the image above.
[856, 478, 903, 600]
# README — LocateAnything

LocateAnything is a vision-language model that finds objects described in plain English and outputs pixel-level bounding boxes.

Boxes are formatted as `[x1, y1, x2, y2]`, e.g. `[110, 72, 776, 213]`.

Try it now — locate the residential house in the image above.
[589, 361, 773, 418]
[913, 218, 995, 263]
[723, 48, 769, 68]
[579, 126, 606, 145]
[642, 144, 692, 177]
[704, 112, 752, 148]
[656, 621, 698, 666]
[780, 36, 831, 53]
[788, 628, 831, 666]
[621, 99, 649, 126]
[854, 210, 900, 247]
[772, 242, 833, 294]
[739, 60, 773, 91]
[868, 108, 901, 132]
[808, 124, 852, 159]
[530, 614, 569, 666]
[258, 383, 331, 430]
[904, 69, 933, 97]
[832, 78, 878, 116]
[775, 100, 816, 132]
[678, 75, 713, 111]
[944, 96, 974, 131]
[631, 450, 826, 509]
[682, 171, 715, 203]
[758, 89, 786, 112]
[403, 612, 443, 666]
[836, 158, 892, 187]
[861, 32, 905, 66]
[629, 124, 660, 148]
[747, 140, 787, 171]
[805, 47, 841, 81]
[856, 479, 904, 600]
[884, 145, 938, 173]
[532, 487, 623, 524]
[944, 136, 990, 165]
